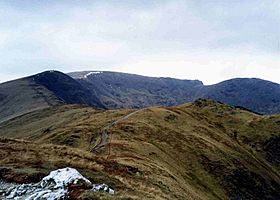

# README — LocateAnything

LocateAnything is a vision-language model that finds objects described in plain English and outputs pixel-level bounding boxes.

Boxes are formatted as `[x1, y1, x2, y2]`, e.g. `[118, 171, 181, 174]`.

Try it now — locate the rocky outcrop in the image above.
[0, 167, 114, 200]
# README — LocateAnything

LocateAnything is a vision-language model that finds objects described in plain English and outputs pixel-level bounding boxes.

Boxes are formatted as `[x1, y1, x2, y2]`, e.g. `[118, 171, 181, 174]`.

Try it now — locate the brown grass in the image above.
[0, 100, 280, 199]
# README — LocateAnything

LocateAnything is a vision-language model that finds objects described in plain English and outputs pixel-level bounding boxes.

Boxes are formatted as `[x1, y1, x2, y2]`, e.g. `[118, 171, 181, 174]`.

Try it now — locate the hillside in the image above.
[69, 71, 280, 114]
[202, 78, 280, 115]
[0, 70, 279, 123]
[33, 71, 105, 108]
[0, 100, 279, 199]
[0, 71, 104, 122]
[69, 71, 204, 109]
[0, 75, 62, 123]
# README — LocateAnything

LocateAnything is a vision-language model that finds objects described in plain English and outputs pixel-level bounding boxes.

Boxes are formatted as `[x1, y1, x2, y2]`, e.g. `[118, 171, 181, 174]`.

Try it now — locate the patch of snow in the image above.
[41, 167, 91, 189]
[25, 188, 67, 200]
[92, 183, 115, 195]
[1, 167, 115, 200]
[84, 71, 103, 78]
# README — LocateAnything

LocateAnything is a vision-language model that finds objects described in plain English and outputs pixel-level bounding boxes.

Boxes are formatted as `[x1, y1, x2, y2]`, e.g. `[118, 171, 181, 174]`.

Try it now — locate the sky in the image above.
[0, 0, 280, 84]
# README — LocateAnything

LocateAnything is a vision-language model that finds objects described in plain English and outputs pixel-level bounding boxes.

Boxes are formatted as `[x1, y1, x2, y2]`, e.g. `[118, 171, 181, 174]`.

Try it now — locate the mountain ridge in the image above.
[0, 70, 105, 123]
[0, 70, 279, 123]
[69, 70, 280, 114]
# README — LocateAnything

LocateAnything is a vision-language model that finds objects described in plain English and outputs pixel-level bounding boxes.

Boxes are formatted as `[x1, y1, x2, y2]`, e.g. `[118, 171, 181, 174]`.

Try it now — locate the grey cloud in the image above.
[0, 0, 279, 83]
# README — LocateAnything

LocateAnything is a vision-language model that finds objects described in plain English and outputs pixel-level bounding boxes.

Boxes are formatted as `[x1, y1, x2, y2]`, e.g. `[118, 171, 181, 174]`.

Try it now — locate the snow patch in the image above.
[92, 183, 115, 194]
[41, 167, 91, 189]
[84, 71, 103, 78]
[1, 167, 115, 199]
[25, 188, 67, 200]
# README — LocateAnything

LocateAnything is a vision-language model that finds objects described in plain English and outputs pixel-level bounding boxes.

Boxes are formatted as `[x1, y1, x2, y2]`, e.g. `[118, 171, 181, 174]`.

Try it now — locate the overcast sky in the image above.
[0, 0, 280, 84]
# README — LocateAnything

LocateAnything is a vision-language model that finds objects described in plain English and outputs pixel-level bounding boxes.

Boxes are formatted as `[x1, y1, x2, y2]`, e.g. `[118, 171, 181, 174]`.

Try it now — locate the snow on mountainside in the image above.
[84, 71, 103, 78]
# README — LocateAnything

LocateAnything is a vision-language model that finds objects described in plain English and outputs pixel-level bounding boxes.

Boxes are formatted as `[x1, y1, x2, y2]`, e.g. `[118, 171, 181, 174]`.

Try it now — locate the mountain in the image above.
[32, 71, 105, 108]
[201, 78, 280, 115]
[0, 72, 62, 123]
[69, 71, 203, 108]
[69, 71, 280, 114]
[0, 99, 279, 199]
[0, 70, 104, 122]
[1, 70, 279, 123]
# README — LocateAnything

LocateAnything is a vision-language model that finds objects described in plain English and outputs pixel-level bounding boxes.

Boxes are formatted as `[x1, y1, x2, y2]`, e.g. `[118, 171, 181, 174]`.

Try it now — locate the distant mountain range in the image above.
[0, 70, 279, 122]
[69, 71, 280, 115]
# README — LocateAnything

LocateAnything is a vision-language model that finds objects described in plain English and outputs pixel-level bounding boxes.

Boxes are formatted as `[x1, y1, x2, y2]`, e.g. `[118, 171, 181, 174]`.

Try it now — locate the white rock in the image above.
[92, 183, 115, 195]
[41, 167, 92, 189]
[1, 167, 115, 199]
[25, 189, 67, 200]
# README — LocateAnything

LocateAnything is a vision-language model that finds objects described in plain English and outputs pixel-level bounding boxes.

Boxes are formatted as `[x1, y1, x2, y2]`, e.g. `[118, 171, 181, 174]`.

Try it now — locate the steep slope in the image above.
[0, 100, 279, 199]
[0, 75, 62, 123]
[0, 71, 104, 122]
[69, 71, 280, 114]
[33, 71, 105, 108]
[69, 71, 204, 108]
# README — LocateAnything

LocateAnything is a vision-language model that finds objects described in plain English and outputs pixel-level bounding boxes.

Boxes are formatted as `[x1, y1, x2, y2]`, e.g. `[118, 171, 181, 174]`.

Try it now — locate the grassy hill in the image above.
[0, 100, 280, 199]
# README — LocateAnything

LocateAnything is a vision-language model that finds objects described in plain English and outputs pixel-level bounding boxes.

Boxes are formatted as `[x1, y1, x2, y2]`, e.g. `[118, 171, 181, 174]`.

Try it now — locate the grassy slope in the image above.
[0, 77, 62, 123]
[0, 100, 280, 199]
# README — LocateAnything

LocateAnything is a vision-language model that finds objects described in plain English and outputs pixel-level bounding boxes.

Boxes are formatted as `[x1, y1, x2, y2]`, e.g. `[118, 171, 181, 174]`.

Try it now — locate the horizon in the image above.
[0, 1, 280, 84]
[0, 69, 279, 86]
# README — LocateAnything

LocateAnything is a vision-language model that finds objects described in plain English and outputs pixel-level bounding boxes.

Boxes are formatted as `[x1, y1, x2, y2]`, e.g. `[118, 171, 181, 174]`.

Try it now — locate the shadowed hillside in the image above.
[0, 76, 62, 123]
[69, 71, 280, 114]
[202, 78, 280, 115]
[69, 71, 204, 109]
[33, 71, 105, 108]
[0, 71, 105, 122]
[0, 100, 279, 199]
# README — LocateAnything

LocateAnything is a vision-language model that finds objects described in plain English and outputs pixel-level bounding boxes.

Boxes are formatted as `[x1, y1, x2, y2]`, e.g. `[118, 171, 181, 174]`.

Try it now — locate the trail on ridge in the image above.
[91, 109, 143, 153]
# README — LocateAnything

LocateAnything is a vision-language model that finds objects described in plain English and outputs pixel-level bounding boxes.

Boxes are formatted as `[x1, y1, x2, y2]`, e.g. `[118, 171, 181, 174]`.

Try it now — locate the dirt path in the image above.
[91, 109, 142, 153]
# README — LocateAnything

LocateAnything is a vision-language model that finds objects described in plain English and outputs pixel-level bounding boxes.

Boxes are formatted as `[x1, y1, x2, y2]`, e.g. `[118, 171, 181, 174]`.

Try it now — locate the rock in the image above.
[0, 167, 115, 199]
[92, 183, 115, 195]
[41, 168, 92, 189]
